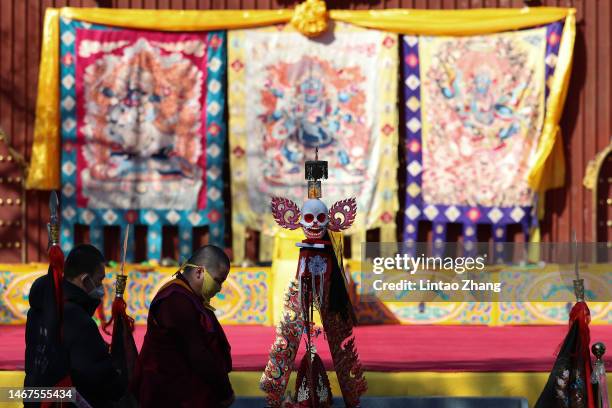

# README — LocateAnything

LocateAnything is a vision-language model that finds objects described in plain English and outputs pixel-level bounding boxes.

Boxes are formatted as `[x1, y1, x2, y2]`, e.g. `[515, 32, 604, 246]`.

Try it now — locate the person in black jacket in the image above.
[25, 244, 128, 407]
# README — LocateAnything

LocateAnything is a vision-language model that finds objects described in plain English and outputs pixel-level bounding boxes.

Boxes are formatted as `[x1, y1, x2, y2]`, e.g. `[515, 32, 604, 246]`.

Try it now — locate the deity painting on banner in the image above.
[228, 23, 399, 261]
[59, 18, 226, 260]
[402, 22, 564, 258]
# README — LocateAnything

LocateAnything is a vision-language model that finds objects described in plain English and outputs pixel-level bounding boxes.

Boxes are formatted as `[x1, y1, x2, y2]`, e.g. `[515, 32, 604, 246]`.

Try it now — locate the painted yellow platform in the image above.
[3, 370, 611, 407]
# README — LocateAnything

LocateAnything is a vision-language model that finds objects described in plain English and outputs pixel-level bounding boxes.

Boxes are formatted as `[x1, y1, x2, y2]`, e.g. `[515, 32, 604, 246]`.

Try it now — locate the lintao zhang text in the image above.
[372, 279, 502, 293]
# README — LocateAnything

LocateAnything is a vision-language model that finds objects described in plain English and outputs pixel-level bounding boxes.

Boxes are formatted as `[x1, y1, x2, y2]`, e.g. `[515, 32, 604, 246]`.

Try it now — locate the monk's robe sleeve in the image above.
[156, 294, 234, 401]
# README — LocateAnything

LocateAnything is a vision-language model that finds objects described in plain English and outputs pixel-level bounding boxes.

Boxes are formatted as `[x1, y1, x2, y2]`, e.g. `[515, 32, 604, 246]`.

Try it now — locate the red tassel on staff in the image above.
[103, 295, 135, 335]
[48, 244, 65, 340]
[569, 301, 595, 408]
[569, 234, 595, 408]
[534, 236, 597, 408]
[47, 192, 65, 340]
[568, 233, 595, 408]
[45, 192, 75, 408]
[104, 226, 138, 382]
[105, 288, 138, 382]
[534, 300, 597, 408]
[104, 225, 135, 336]
[46, 244, 75, 408]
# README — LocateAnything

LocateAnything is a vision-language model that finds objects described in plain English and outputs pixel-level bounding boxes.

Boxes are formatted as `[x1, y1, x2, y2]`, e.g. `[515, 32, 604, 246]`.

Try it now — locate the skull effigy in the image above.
[300, 199, 329, 239]
[262, 152, 366, 408]
[271, 196, 356, 239]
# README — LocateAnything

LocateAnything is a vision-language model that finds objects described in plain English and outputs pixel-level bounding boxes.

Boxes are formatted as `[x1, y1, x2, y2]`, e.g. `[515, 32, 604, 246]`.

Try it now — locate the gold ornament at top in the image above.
[115, 274, 128, 297]
[291, 0, 328, 38]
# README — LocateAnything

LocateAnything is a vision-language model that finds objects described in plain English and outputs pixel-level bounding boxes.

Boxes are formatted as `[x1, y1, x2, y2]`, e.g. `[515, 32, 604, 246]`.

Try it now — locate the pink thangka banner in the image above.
[74, 29, 209, 211]
[59, 18, 227, 260]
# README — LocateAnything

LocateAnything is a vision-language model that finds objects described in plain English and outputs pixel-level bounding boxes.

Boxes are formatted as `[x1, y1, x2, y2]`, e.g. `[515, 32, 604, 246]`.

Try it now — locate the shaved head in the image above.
[184, 245, 230, 281]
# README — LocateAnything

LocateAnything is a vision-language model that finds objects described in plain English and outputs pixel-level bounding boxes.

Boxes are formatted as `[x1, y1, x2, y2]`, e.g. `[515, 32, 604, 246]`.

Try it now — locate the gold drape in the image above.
[527, 11, 575, 192]
[26, 6, 574, 197]
[27, 9, 60, 190]
[330, 7, 571, 35]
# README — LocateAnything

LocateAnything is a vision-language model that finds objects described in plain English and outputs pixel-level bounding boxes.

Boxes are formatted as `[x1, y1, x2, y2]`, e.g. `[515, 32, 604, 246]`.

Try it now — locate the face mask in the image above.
[88, 286, 105, 300]
[181, 263, 223, 302]
[82, 275, 105, 300]
[200, 269, 222, 302]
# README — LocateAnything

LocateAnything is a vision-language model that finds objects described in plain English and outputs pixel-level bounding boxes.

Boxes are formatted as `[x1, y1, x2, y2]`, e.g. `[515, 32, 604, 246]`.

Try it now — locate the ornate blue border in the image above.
[59, 18, 226, 260]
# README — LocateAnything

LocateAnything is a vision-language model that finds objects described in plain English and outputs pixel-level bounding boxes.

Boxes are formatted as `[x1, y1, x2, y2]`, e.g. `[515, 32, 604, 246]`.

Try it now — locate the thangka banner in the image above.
[402, 22, 564, 254]
[59, 18, 226, 260]
[228, 23, 399, 262]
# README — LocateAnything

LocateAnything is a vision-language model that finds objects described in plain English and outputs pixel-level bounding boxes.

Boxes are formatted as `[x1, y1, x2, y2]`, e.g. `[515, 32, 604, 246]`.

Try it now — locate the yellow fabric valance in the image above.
[49, 6, 573, 35]
[26, 6, 575, 193]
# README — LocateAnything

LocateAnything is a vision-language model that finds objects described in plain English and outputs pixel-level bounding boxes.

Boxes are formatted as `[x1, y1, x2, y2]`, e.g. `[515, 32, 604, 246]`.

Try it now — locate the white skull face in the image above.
[300, 199, 329, 239]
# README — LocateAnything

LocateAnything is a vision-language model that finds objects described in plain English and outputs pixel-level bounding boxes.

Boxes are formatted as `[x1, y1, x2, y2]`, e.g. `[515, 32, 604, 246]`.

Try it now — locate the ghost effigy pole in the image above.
[261, 151, 365, 408]
[103, 225, 138, 383]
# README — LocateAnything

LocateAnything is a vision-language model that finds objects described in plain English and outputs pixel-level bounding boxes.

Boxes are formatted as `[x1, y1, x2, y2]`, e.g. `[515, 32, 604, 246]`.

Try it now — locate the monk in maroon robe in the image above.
[132, 245, 234, 407]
